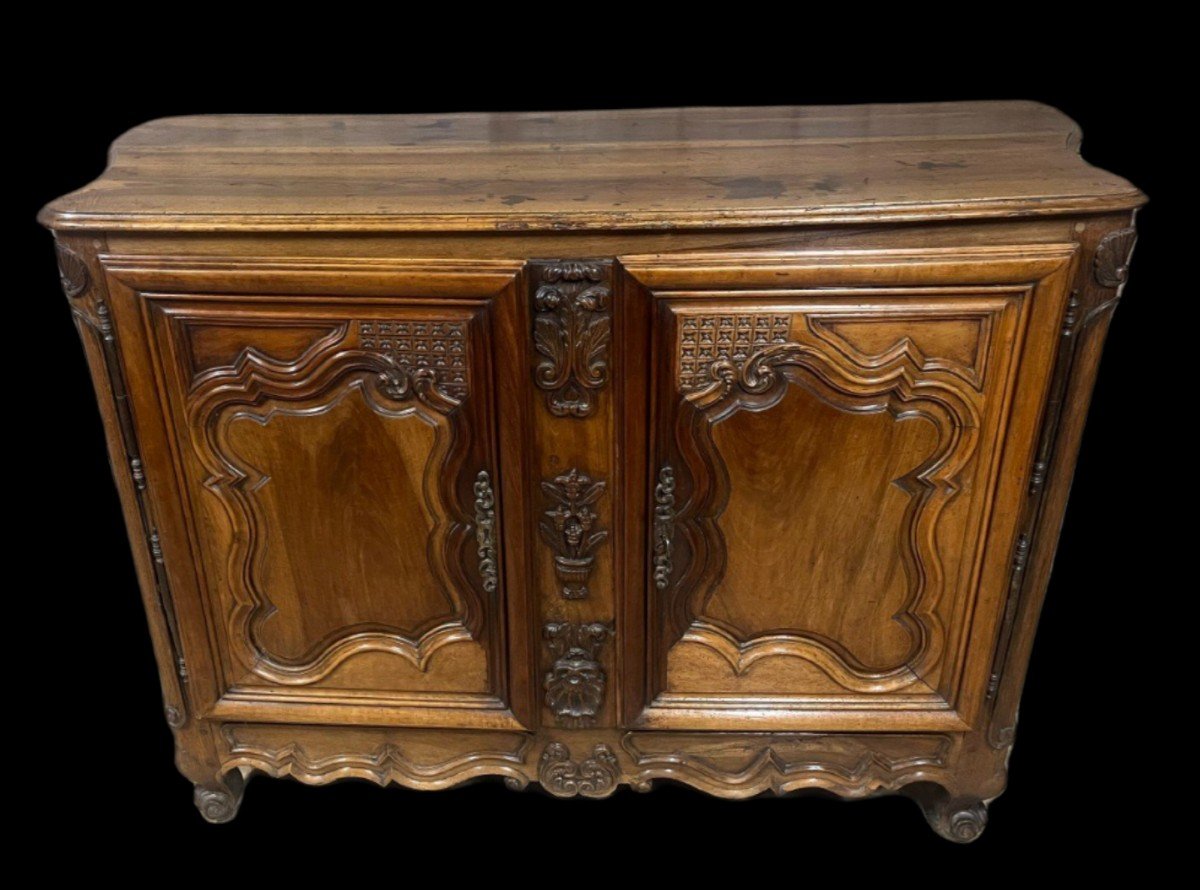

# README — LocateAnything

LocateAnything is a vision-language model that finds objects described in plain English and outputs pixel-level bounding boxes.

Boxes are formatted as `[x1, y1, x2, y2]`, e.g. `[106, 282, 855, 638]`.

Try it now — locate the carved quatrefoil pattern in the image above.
[358, 320, 469, 403]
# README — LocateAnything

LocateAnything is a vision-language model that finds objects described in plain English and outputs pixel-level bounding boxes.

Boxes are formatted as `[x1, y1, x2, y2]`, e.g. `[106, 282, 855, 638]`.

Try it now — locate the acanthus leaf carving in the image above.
[540, 468, 608, 599]
[531, 260, 612, 418]
[537, 742, 619, 799]
[543, 621, 613, 726]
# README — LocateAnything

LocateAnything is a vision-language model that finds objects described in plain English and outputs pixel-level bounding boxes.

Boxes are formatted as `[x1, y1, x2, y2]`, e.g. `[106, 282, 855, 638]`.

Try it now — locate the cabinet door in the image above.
[623, 247, 1076, 731]
[106, 258, 528, 729]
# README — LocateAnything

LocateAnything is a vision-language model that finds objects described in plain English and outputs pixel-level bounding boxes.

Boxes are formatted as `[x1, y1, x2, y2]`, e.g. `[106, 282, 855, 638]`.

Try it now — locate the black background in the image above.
[19, 55, 1164, 862]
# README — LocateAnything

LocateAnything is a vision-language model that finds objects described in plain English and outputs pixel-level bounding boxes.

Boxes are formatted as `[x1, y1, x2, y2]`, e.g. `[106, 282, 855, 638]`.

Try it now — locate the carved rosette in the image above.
[538, 742, 620, 799]
[540, 468, 608, 599]
[531, 260, 612, 418]
[543, 621, 613, 726]
[474, 470, 498, 593]
[1094, 227, 1137, 288]
[653, 465, 676, 590]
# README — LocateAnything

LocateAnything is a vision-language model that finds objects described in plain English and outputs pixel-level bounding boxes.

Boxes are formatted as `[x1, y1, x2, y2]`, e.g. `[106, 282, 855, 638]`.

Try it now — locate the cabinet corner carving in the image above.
[531, 260, 612, 418]
[538, 742, 620, 798]
[1094, 227, 1137, 287]
[54, 241, 90, 299]
[55, 241, 114, 339]
[539, 468, 608, 599]
[543, 621, 613, 726]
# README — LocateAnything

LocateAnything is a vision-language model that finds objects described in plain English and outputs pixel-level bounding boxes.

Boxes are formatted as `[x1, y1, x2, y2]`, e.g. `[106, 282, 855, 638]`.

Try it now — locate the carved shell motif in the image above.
[1094, 227, 1137, 288]
[54, 241, 90, 299]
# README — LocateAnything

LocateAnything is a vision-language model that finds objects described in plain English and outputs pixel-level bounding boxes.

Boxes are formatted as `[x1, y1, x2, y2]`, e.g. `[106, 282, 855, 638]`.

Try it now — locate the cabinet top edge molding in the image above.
[39, 101, 1146, 234]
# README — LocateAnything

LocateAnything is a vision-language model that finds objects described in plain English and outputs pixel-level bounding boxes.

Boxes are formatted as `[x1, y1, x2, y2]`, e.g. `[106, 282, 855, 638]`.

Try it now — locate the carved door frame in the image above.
[618, 246, 1079, 731]
[97, 255, 535, 730]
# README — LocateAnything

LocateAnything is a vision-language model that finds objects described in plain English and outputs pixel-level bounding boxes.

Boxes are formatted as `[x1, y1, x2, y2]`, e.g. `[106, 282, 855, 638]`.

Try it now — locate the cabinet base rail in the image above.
[185, 723, 1005, 842]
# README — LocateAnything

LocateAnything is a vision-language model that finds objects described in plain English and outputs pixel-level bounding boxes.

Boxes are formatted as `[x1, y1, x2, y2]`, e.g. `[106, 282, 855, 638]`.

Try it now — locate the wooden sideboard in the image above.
[40, 103, 1143, 840]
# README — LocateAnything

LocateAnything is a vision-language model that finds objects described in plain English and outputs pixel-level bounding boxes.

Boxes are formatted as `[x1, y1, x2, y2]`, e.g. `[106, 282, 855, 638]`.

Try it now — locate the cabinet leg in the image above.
[193, 770, 245, 824]
[910, 785, 989, 843]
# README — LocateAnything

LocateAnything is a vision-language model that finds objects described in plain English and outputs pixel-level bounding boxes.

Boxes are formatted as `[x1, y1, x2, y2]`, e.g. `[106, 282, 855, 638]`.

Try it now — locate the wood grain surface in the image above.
[40, 102, 1143, 231]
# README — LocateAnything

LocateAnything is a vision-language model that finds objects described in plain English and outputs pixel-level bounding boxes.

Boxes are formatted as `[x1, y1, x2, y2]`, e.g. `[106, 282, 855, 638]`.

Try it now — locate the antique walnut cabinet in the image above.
[40, 103, 1143, 840]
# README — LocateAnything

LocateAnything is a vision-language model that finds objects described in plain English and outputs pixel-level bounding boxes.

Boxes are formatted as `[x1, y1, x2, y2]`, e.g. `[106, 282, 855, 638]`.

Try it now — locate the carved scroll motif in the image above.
[540, 468, 608, 599]
[531, 261, 612, 418]
[679, 313, 792, 394]
[543, 621, 613, 726]
[538, 742, 620, 799]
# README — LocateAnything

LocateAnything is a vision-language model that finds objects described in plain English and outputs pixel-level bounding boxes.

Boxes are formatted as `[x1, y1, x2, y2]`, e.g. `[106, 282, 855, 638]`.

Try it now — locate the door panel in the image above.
[159, 304, 495, 694]
[624, 248, 1076, 730]
[104, 257, 526, 729]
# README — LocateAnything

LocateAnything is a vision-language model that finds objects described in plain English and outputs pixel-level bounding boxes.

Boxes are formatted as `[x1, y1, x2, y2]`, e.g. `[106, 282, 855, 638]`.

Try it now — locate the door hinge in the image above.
[148, 526, 189, 686]
[987, 533, 1031, 701]
[130, 457, 147, 490]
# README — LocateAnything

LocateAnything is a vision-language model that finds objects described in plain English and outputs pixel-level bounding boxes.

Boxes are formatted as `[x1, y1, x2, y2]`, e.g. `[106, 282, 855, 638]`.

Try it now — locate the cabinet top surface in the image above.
[40, 102, 1144, 233]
